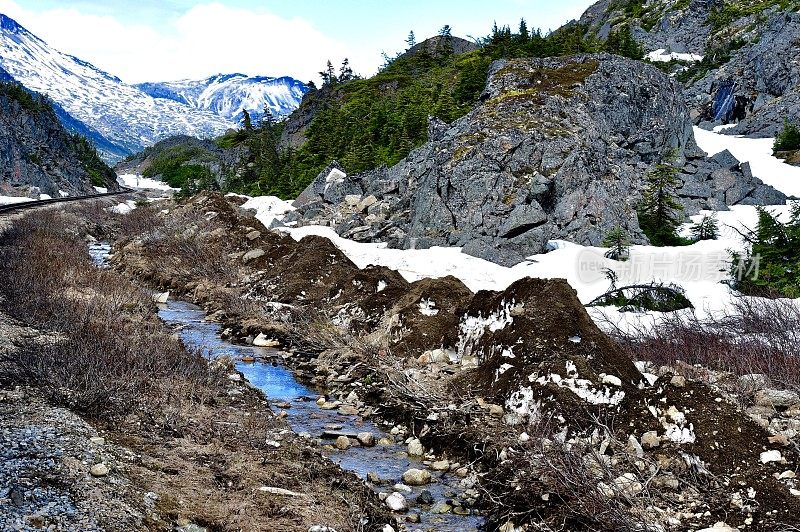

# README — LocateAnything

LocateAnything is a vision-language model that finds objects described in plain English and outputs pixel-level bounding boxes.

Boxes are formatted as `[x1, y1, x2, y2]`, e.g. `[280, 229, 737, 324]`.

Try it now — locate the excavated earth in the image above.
[111, 193, 800, 531]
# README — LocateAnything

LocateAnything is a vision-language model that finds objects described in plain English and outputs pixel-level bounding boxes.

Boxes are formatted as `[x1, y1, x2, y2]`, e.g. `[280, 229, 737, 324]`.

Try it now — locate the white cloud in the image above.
[0, 1, 351, 83]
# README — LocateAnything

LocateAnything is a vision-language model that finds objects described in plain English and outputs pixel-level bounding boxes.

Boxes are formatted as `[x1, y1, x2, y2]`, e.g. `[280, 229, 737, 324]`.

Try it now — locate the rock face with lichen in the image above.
[287, 54, 783, 266]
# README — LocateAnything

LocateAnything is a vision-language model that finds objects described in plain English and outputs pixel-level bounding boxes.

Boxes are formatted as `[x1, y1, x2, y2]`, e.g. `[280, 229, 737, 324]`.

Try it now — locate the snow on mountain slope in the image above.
[136, 74, 308, 123]
[0, 13, 234, 157]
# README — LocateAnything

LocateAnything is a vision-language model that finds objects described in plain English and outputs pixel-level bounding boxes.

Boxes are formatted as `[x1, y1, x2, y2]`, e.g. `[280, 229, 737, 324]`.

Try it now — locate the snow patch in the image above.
[240, 195, 296, 228]
[456, 300, 515, 361]
[0, 195, 31, 205]
[108, 200, 137, 215]
[324, 168, 346, 191]
[117, 174, 177, 192]
[534, 361, 626, 406]
[418, 299, 439, 316]
[646, 49, 703, 62]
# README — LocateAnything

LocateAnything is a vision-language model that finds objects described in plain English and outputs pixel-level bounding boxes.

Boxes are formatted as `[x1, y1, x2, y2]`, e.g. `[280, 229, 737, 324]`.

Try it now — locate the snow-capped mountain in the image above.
[0, 13, 234, 159]
[136, 74, 308, 123]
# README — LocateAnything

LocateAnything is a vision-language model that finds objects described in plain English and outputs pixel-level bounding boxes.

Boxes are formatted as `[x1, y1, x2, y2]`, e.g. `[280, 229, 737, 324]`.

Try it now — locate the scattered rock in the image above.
[431, 460, 450, 471]
[335, 435, 351, 450]
[641, 431, 661, 449]
[738, 373, 770, 393]
[246, 230, 261, 241]
[416, 490, 434, 505]
[407, 438, 424, 456]
[259, 486, 303, 497]
[90, 463, 109, 477]
[697, 523, 739, 532]
[669, 375, 687, 388]
[152, 291, 170, 304]
[357, 432, 376, 447]
[402, 468, 432, 486]
[430, 501, 452, 514]
[385, 492, 408, 512]
[756, 389, 800, 408]
[253, 333, 280, 347]
[242, 248, 265, 262]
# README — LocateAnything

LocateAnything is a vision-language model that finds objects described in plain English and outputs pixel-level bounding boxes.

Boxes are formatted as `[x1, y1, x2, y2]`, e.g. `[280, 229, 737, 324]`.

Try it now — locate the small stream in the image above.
[158, 299, 483, 531]
[90, 240, 481, 529]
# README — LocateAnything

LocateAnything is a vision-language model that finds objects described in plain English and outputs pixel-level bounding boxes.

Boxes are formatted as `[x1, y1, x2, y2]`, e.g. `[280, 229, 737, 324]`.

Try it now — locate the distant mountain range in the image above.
[0, 14, 306, 161]
[136, 74, 308, 124]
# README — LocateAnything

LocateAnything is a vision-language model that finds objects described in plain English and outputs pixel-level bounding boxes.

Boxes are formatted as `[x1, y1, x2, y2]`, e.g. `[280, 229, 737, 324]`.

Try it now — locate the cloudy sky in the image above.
[0, 0, 594, 84]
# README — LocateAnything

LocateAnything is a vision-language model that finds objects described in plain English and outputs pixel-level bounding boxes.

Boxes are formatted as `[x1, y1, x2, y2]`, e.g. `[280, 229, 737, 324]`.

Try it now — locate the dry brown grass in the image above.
[0, 209, 216, 419]
[601, 297, 800, 392]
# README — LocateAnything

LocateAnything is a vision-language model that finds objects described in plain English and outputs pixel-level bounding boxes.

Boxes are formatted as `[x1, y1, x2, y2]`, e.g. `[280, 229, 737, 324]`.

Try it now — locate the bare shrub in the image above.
[0, 210, 215, 418]
[123, 204, 241, 285]
[601, 297, 800, 391]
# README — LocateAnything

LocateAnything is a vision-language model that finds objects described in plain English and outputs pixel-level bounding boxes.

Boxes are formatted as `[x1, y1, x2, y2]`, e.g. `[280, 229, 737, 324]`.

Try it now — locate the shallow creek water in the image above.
[158, 299, 482, 531]
[90, 240, 481, 529]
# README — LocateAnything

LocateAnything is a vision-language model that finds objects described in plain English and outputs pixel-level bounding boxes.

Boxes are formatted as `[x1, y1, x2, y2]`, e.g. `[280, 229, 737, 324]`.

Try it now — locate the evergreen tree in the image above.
[241, 109, 253, 131]
[602, 226, 631, 261]
[439, 25, 452, 37]
[261, 105, 275, 130]
[605, 26, 643, 59]
[319, 60, 337, 86]
[517, 18, 530, 43]
[339, 58, 354, 82]
[406, 30, 417, 50]
[732, 204, 800, 297]
[637, 154, 687, 246]
[689, 213, 719, 241]
[774, 118, 800, 152]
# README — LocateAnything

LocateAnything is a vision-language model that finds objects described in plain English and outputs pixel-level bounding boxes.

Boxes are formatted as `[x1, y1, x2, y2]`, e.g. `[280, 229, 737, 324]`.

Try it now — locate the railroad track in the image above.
[0, 187, 134, 215]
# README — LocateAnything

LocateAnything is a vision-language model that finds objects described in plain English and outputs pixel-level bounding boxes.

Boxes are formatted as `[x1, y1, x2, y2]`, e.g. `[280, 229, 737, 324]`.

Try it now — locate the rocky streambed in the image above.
[158, 298, 483, 531]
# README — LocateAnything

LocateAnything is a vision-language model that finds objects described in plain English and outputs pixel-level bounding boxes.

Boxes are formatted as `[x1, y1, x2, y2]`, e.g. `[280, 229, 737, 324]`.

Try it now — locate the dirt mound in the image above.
[463, 278, 641, 400]
[453, 278, 800, 529]
[372, 275, 474, 357]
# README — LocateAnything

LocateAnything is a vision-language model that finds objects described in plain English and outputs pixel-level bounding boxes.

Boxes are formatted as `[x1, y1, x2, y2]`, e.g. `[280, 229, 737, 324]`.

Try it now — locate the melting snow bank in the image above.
[116, 173, 178, 192]
[239, 195, 296, 228]
[693, 126, 800, 197]
[0, 195, 33, 205]
[647, 49, 703, 62]
[235, 125, 800, 335]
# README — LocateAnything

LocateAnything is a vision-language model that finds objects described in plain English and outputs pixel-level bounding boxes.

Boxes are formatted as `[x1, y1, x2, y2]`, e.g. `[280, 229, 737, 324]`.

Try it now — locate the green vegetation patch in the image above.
[732, 203, 800, 298]
[142, 145, 216, 189]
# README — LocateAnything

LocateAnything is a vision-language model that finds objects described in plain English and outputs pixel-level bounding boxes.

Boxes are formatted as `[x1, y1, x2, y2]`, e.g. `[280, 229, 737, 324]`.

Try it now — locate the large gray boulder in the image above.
[287, 54, 784, 266]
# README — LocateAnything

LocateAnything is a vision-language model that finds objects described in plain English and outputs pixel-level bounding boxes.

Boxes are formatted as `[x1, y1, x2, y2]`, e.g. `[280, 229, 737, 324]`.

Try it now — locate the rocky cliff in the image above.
[285, 54, 784, 266]
[0, 82, 118, 198]
[577, 0, 800, 136]
[690, 12, 800, 136]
